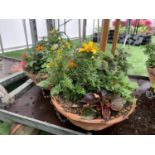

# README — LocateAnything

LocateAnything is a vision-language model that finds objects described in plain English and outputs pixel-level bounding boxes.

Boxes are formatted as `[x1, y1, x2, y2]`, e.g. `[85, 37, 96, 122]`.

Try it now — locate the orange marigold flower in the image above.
[68, 61, 77, 68]
[79, 41, 98, 54]
[36, 45, 44, 51]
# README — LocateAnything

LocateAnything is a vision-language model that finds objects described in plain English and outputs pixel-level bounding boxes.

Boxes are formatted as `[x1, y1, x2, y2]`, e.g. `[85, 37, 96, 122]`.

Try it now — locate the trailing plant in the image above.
[24, 38, 48, 73]
[143, 44, 155, 68]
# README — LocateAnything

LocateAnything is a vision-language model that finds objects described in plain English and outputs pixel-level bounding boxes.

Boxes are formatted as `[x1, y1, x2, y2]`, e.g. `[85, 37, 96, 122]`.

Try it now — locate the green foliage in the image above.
[81, 107, 98, 120]
[119, 27, 126, 34]
[37, 79, 51, 89]
[45, 41, 135, 103]
[143, 44, 155, 68]
[0, 122, 12, 135]
[24, 29, 72, 74]
[25, 51, 46, 74]
[114, 49, 131, 74]
[50, 84, 62, 96]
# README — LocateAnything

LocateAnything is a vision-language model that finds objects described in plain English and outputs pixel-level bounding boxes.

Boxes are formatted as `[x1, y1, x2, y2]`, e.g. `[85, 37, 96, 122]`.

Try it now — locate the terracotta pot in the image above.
[51, 97, 136, 131]
[147, 68, 155, 86]
[24, 70, 51, 90]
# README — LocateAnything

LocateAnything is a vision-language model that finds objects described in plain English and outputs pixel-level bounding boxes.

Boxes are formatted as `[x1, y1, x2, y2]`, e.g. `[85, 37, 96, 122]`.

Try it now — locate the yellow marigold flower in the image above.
[68, 61, 77, 68]
[79, 41, 98, 54]
[36, 45, 44, 51]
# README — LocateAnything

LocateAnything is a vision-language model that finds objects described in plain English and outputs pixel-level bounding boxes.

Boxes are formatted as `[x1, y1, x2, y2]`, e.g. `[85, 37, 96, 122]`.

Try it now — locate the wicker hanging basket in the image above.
[51, 97, 136, 131]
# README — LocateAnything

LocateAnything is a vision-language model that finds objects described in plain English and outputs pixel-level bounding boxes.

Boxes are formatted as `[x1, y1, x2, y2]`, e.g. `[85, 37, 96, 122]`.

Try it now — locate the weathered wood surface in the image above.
[112, 19, 121, 54]
[0, 71, 25, 87]
[78, 19, 82, 47]
[29, 19, 38, 45]
[7, 86, 87, 135]
[0, 55, 21, 62]
[0, 33, 4, 54]
[0, 109, 84, 135]
[100, 19, 110, 51]
[9, 79, 33, 99]
[0, 73, 153, 135]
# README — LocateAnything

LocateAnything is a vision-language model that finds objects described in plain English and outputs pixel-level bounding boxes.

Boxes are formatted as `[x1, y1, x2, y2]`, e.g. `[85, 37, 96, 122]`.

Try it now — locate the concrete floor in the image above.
[0, 58, 17, 79]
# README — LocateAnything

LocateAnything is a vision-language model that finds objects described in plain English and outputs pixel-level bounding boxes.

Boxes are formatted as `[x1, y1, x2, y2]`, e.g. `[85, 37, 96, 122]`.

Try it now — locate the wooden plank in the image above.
[0, 71, 25, 87]
[111, 19, 121, 54]
[92, 19, 95, 34]
[78, 19, 82, 47]
[9, 79, 33, 99]
[0, 55, 21, 62]
[52, 19, 56, 29]
[82, 19, 87, 41]
[97, 19, 100, 42]
[46, 19, 53, 37]
[29, 19, 38, 45]
[64, 19, 66, 33]
[0, 109, 84, 135]
[0, 33, 4, 54]
[22, 19, 29, 49]
[58, 19, 60, 30]
[100, 19, 110, 51]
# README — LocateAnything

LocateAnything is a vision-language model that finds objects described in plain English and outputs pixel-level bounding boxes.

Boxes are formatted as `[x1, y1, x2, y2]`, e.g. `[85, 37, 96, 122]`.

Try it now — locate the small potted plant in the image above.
[143, 44, 155, 89]
[23, 29, 72, 86]
[23, 39, 48, 84]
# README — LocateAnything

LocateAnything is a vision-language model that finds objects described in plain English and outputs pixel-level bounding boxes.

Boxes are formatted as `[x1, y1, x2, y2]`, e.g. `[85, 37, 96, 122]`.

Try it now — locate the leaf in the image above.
[29, 61, 34, 67]
[97, 90, 108, 101]
[74, 85, 86, 95]
[37, 80, 51, 89]
[129, 81, 138, 90]
[60, 75, 74, 90]
[80, 93, 100, 104]
[81, 107, 97, 120]
[50, 84, 62, 96]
